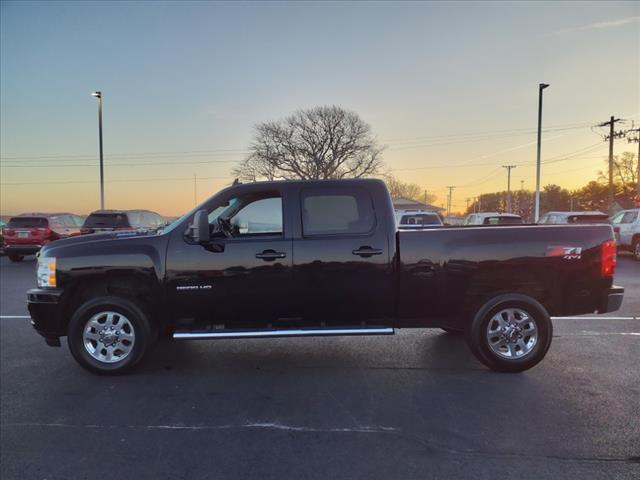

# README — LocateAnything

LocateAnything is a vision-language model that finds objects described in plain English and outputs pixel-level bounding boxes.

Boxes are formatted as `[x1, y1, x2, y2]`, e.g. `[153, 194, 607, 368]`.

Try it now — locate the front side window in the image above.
[621, 211, 638, 224]
[231, 197, 283, 235]
[301, 187, 375, 236]
[208, 192, 283, 237]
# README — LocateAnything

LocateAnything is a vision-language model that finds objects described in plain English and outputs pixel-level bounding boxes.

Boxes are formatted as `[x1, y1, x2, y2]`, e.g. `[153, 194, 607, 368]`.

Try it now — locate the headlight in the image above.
[37, 257, 57, 288]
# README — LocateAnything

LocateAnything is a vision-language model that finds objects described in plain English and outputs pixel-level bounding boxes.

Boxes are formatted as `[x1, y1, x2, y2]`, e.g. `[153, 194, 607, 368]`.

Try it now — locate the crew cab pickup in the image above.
[27, 179, 624, 374]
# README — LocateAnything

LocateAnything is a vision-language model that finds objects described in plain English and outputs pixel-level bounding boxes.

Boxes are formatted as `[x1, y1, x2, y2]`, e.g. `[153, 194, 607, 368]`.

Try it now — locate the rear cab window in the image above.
[301, 187, 375, 236]
[83, 213, 130, 228]
[400, 213, 440, 226]
[8, 217, 48, 228]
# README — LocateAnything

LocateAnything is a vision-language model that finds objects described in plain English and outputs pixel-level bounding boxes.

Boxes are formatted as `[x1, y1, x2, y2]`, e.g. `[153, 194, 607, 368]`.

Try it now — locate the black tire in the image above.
[466, 294, 552, 373]
[8, 254, 24, 262]
[441, 327, 464, 335]
[633, 239, 640, 261]
[67, 295, 152, 375]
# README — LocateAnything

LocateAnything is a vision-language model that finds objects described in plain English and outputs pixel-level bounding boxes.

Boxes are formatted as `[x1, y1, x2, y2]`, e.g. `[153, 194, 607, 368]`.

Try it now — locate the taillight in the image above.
[3, 228, 15, 237]
[601, 240, 617, 277]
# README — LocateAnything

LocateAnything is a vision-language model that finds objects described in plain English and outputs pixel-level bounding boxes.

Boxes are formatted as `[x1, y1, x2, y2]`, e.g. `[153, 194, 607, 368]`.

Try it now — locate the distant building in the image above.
[392, 197, 444, 212]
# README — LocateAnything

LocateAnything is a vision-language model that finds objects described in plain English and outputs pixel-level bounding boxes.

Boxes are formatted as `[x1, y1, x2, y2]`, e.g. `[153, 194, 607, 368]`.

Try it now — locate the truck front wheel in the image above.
[67, 296, 152, 374]
[466, 294, 552, 373]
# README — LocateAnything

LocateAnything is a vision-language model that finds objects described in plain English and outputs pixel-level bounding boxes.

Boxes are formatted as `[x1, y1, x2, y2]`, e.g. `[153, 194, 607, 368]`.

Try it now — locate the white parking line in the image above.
[552, 316, 638, 320]
[0, 315, 30, 319]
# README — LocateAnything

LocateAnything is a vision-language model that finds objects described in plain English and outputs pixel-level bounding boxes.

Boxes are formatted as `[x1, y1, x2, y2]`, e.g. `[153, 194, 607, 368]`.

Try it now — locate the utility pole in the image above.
[624, 124, 640, 195]
[193, 173, 198, 206]
[534, 83, 550, 222]
[446, 186, 455, 218]
[502, 165, 516, 213]
[598, 116, 623, 214]
[465, 198, 470, 213]
[91, 91, 105, 209]
[423, 190, 428, 207]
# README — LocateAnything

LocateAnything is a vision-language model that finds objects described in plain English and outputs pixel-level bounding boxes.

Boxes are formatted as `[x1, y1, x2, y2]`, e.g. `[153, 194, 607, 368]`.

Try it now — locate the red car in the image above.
[2, 213, 83, 262]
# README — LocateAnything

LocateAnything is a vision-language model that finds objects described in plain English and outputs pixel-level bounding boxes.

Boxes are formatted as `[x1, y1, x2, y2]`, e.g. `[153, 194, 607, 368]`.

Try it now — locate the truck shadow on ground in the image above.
[139, 330, 483, 374]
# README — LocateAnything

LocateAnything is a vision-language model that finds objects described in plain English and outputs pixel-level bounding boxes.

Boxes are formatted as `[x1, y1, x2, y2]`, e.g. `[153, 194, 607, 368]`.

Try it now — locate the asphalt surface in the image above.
[1, 254, 639, 479]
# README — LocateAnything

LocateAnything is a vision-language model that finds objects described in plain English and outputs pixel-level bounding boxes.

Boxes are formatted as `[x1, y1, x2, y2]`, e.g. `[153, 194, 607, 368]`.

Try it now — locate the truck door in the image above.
[165, 188, 294, 326]
[291, 185, 394, 324]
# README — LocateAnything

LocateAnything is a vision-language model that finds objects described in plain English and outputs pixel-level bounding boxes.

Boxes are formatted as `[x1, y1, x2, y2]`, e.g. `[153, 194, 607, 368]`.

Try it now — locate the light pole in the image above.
[91, 91, 105, 210]
[534, 83, 549, 222]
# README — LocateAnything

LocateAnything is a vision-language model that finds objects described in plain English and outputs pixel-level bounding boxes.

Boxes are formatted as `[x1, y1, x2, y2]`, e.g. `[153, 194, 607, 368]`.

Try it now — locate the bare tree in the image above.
[233, 106, 384, 181]
[383, 173, 437, 204]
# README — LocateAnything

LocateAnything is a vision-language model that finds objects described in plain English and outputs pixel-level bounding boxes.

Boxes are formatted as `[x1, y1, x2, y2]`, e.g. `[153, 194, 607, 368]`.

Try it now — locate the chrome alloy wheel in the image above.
[83, 311, 135, 363]
[486, 308, 538, 359]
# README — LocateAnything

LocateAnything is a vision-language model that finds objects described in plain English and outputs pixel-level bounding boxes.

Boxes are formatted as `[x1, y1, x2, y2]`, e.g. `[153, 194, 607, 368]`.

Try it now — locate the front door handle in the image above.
[256, 250, 287, 261]
[352, 246, 383, 258]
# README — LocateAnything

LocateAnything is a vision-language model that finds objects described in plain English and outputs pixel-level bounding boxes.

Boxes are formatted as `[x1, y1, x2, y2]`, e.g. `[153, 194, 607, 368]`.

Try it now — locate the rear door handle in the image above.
[256, 250, 287, 261]
[352, 246, 383, 258]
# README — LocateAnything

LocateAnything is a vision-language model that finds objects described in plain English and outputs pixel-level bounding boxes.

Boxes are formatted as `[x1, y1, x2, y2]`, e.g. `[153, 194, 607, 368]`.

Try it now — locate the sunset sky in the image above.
[1, 1, 638, 216]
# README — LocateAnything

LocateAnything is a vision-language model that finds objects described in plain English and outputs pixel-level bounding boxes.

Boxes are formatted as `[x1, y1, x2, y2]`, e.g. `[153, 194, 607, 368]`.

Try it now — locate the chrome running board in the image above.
[173, 326, 394, 340]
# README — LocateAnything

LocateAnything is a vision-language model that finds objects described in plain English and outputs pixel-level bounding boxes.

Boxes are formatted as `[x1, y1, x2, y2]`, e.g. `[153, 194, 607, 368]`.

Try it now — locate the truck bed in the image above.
[397, 224, 615, 325]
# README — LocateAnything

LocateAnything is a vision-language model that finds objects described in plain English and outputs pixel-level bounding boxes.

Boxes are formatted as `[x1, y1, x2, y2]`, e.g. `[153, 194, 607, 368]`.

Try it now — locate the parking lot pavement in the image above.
[1, 256, 639, 479]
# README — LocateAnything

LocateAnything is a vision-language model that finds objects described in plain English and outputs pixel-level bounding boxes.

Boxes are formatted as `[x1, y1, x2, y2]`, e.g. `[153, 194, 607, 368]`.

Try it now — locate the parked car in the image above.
[463, 212, 523, 225]
[538, 211, 610, 225]
[610, 208, 640, 260]
[27, 179, 622, 374]
[0, 219, 6, 255]
[3, 213, 83, 262]
[81, 209, 165, 234]
[396, 211, 443, 229]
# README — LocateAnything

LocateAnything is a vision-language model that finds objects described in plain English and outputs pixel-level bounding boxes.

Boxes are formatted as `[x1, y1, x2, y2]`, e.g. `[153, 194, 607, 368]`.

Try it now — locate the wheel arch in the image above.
[59, 270, 166, 335]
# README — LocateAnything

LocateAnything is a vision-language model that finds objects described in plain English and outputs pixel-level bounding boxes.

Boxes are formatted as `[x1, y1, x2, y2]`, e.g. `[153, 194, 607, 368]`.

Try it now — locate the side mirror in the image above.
[190, 209, 210, 244]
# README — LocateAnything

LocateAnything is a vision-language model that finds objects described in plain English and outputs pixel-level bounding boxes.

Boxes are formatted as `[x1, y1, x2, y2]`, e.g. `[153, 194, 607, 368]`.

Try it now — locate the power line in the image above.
[0, 148, 250, 161]
[0, 122, 596, 162]
[0, 175, 232, 186]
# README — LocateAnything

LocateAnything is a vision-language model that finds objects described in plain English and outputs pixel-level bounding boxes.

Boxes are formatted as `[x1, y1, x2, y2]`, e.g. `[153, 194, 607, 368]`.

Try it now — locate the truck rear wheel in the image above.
[67, 296, 152, 374]
[466, 294, 552, 373]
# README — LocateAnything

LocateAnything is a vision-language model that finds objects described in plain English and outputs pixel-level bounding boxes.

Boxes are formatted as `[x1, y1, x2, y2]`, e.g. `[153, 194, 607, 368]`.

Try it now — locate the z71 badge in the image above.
[546, 246, 582, 260]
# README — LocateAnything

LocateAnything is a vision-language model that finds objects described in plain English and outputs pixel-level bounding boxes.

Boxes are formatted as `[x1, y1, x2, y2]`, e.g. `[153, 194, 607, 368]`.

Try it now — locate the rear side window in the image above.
[48, 215, 66, 228]
[8, 217, 48, 228]
[301, 187, 375, 236]
[83, 213, 130, 228]
[126, 212, 143, 227]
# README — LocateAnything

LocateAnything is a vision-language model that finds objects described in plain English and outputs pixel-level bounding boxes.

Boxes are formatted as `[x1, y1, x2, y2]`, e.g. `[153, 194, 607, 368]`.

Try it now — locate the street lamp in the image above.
[534, 83, 549, 223]
[91, 91, 105, 210]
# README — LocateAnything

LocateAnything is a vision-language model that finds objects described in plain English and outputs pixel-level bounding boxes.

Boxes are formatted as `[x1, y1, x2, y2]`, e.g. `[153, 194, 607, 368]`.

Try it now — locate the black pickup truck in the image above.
[27, 179, 623, 374]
